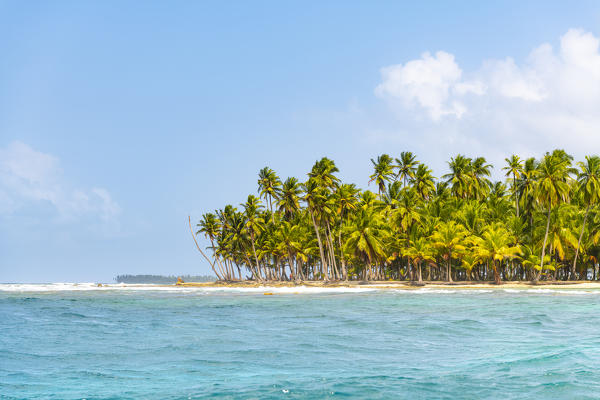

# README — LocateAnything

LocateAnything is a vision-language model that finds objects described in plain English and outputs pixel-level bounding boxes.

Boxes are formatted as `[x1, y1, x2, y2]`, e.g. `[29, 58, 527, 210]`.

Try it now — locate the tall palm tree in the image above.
[535, 151, 572, 279]
[277, 177, 302, 220]
[395, 151, 419, 187]
[369, 154, 394, 197]
[302, 179, 329, 279]
[503, 155, 523, 217]
[242, 195, 265, 282]
[258, 167, 282, 214]
[308, 157, 340, 191]
[572, 156, 600, 277]
[443, 155, 473, 199]
[412, 163, 436, 200]
[470, 157, 493, 200]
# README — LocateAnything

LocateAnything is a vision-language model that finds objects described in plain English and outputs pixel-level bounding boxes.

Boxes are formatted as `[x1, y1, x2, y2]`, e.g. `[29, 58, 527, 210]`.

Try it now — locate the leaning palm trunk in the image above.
[572, 205, 590, 280]
[537, 208, 552, 281]
[188, 216, 224, 280]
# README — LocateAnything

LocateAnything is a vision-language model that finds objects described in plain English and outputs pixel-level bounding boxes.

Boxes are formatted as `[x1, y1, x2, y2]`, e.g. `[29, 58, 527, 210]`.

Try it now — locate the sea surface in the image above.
[2, 284, 600, 399]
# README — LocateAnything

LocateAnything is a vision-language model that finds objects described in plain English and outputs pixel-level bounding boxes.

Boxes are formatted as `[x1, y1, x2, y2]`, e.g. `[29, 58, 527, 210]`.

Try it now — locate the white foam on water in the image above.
[0, 283, 194, 292]
[0, 283, 378, 294]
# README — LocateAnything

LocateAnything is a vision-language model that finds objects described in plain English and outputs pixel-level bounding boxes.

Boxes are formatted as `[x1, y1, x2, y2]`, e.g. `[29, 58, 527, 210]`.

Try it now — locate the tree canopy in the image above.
[192, 151, 600, 283]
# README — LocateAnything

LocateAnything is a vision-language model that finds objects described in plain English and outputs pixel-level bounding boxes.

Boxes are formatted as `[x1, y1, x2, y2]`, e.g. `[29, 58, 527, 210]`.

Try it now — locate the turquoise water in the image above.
[2, 285, 600, 399]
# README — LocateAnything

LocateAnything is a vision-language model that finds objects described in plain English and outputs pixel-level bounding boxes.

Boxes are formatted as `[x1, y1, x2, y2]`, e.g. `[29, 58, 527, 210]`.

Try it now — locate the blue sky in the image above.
[2, 1, 600, 282]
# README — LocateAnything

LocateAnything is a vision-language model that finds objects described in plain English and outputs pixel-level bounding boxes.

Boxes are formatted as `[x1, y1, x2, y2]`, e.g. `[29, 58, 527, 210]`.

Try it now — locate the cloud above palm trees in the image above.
[374, 28, 600, 159]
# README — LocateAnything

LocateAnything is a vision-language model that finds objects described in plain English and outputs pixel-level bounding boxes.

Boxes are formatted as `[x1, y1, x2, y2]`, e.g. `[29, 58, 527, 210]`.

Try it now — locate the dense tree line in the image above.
[191, 150, 600, 283]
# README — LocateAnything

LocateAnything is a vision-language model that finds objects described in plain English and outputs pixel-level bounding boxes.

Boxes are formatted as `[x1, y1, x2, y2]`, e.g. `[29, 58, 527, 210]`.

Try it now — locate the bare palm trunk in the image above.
[572, 205, 590, 280]
[417, 261, 423, 283]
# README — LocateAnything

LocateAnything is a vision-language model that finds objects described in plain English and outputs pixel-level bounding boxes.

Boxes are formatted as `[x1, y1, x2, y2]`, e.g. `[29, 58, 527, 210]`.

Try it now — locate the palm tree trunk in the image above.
[538, 207, 552, 281]
[572, 205, 590, 280]
[493, 260, 501, 285]
[417, 260, 422, 283]
[309, 209, 328, 280]
[326, 222, 338, 279]
[447, 253, 453, 282]
[338, 230, 347, 280]
[514, 175, 519, 217]
[249, 232, 263, 282]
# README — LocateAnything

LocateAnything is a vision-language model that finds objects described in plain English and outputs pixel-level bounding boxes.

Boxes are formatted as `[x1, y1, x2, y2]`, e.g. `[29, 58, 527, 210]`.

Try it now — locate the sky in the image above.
[2, 1, 600, 282]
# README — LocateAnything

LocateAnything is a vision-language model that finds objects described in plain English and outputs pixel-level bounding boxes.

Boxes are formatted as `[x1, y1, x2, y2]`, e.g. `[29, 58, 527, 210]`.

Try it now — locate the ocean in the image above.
[2, 284, 600, 399]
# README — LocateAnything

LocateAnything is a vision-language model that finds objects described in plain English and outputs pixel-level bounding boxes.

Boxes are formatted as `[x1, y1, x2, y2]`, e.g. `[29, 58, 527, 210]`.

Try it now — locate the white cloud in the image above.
[373, 28, 600, 162]
[0, 141, 120, 223]
[375, 51, 485, 120]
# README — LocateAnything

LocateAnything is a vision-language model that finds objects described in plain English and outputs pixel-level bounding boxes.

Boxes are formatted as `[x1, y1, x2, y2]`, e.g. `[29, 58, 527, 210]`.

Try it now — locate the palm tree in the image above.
[395, 151, 419, 187]
[308, 157, 340, 191]
[196, 213, 228, 279]
[242, 195, 265, 282]
[277, 177, 302, 220]
[344, 208, 388, 280]
[503, 155, 523, 217]
[470, 157, 492, 200]
[258, 167, 282, 214]
[412, 163, 436, 200]
[473, 225, 520, 284]
[572, 156, 600, 277]
[369, 154, 394, 197]
[302, 179, 328, 280]
[195, 151, 600, 283]
[430, 221, 467, 282]
[405, 237, 433, 283]
[535, 151, 572, 279]
[443, 155, 473, 199]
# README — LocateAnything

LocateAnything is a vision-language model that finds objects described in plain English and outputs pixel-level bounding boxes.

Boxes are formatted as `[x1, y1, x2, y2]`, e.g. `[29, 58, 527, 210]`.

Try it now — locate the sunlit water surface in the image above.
[2, 284, 600, 399]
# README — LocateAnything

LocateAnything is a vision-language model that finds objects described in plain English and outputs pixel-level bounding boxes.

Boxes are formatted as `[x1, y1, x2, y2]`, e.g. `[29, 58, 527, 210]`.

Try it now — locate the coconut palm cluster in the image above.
[193, 151, 600, 283]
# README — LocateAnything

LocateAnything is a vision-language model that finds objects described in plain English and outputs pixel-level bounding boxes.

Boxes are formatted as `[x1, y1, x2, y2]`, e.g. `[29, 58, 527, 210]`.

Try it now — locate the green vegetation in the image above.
[191, 151, 600, 283]
[115, 275, 215, 284]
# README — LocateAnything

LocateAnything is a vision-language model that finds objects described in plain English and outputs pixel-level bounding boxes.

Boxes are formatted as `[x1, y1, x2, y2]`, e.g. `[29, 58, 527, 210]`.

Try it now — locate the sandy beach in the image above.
[175, 280, 600, 290]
